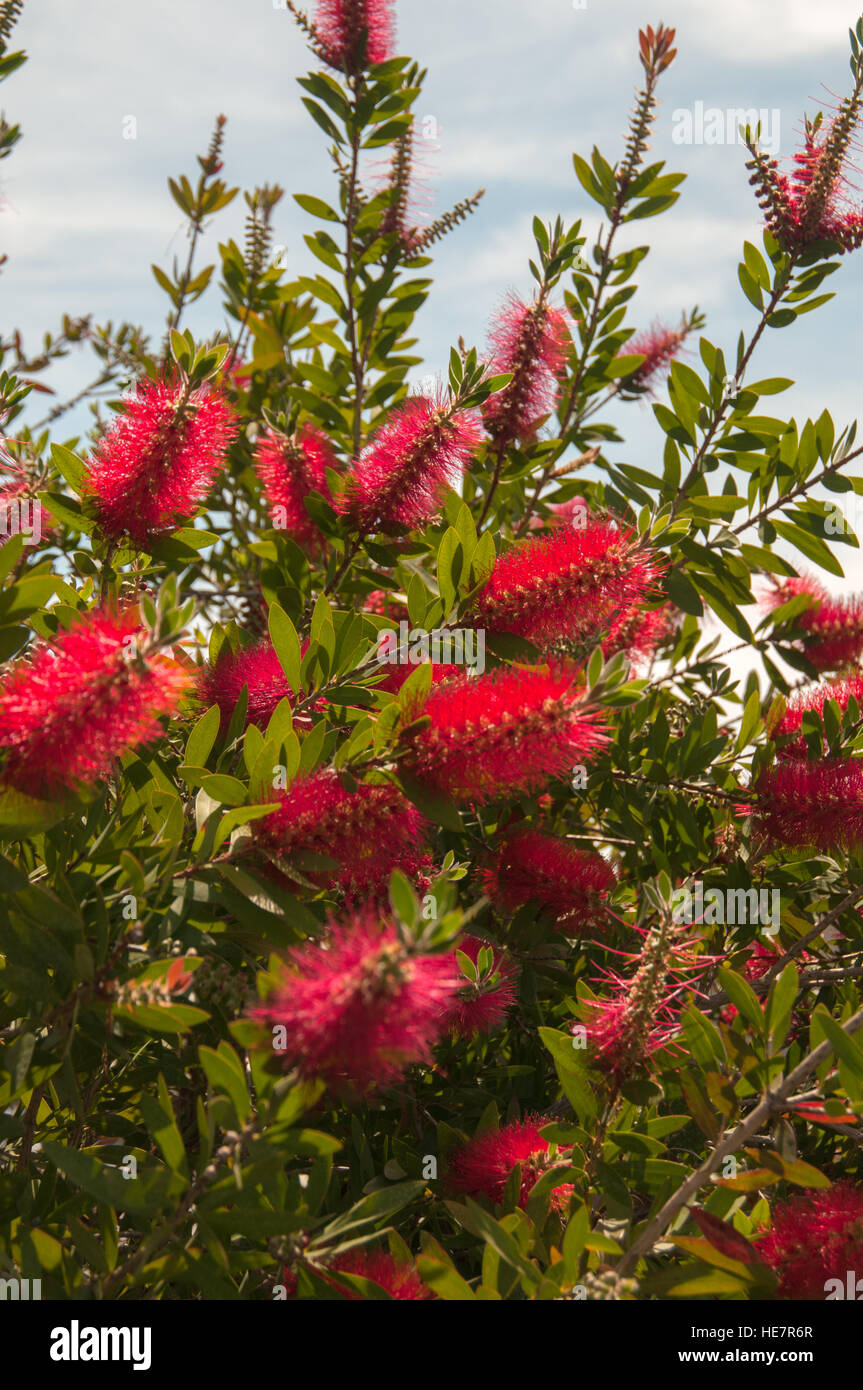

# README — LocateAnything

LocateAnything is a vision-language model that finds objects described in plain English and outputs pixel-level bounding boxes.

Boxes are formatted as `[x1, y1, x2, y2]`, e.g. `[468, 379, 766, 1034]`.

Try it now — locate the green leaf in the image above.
[186, 704, 221, 768]
[437, 528, 463, 616]
[139, 1075, 190, 1177]
[446, 1198, 542, 1288]
[200, 774, 247, 807]
[735, 687, 762, 753]
[49, 444, 86, 494]
[717, 967, 765, 1035]
[268, 603, 302, 691]
[316, 1181, 427, 1243]
[811, 1009, 863, 1075]
[294, 193, 341, 222]
[198, 1043, 252, 1125]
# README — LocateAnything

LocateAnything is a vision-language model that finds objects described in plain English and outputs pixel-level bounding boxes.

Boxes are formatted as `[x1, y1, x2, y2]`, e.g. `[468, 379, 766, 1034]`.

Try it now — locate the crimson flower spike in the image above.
[762, 574, 863, 671]
[768, 674, 863, 757]
[313, 0, 395, 74]
[254, 422, 336, 553]
[83, 376, 237, 550]
[339, 393, 483, 532]
[197, 638, 304, 735]
[448, 1117, 576, 1212]
[439, 935, 520, 1038]
[746, 59, 863, 255]
[617, 314, 698, 398]
[280, 1250, 433, 1301]
[470, 518, 664, 653]
[252, 768, 429, 898]
[745, 760, 863, 850]
[400, 663, 608, 806]
[481, 295, 571, 446]
[248, 908, 458, 1095]
[0, 607, 190, 798]
[757, 1183, 863, 1300]
[578, 919, 716, 1091]
[481, 829, 617, 938]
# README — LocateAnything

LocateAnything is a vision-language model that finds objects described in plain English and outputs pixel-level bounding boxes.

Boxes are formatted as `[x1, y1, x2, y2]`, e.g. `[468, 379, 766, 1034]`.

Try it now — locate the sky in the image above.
[3, 0, 863, 643]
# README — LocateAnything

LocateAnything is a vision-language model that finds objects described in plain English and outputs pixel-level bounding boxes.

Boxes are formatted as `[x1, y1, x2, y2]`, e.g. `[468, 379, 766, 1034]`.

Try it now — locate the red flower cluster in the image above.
[197, 639, 296, 734]
[253, 769, 428, 896]
[482, 297, 570, 444]
[764, 574, 863, 672]
[748, 115, 863, 254]
[768, 675, 863, 756]
[0, 607, 189, 797]
[250, 910, 458, 1093]
[481, 829, 616, 936]
[602, 602, 674, 670]
[84, 378, 237, 549]
[580, 926, 713, 1088]
[441, 935, 519, 1037]
[341, 396, 482, 531]
[748, 760, 863, 850]
[401, 664, 607, 805]
[471, 522, 662, 652]
[618, 318, 690, 395]
[314, 0, 395, 72]
[254, 424, 336, 552]
[448, 1117, 575, 1211]
[757, 1182, 863, 1299]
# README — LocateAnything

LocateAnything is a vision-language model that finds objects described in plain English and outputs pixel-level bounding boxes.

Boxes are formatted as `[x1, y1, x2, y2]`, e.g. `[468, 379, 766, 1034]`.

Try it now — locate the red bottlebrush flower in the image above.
[618, 318, 690, 396]
[400, 664, 608, 806]
[471, 522, 663, 652]
[748, 109, 863, 255]
[254, 424, 336, 552]
[196, 639, 297, 734]
[253, 769, 428, 897]
[481, 830, 616, 937]
[83, 378, 237, 549]
[448, 1117, 575, 1211]
[768, 675, 863, 756]
[314, 0, 395, 73]
[602, 602, 675, 670]
[249, 910, 458, 1093]
[763, 574, 863, 672]
[482, 296, 571, 444]
[580, 924, 713, 1088]
[441, 935, 519, 1037]
[746, 760, 863, 849]
[341, 396, 482, 531]
[377, 118, 437, 251]
[283, 1249, 432, 1301]
[0, 607, 190, 797]
[757, 1183, 863, 1299]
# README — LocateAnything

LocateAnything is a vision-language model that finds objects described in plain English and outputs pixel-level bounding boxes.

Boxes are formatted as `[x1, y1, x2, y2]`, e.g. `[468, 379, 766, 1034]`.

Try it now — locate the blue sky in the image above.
[3, 0, 863, 620]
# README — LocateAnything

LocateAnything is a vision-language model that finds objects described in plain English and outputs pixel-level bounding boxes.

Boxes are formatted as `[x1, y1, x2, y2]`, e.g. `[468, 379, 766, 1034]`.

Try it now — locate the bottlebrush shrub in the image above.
[8, 0, 863, 1306]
